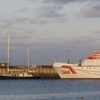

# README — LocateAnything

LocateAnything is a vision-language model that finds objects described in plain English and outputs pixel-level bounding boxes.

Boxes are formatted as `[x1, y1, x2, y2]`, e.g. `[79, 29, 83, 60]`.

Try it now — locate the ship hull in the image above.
[53, 62, 100, 79]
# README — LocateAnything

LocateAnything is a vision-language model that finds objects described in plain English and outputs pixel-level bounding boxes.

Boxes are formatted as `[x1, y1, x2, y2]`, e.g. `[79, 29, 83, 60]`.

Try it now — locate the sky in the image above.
[0, 0, 100, 65]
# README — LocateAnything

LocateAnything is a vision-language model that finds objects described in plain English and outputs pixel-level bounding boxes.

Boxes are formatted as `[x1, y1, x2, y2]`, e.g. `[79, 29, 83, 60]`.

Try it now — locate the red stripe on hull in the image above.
[61, 65, 77, 74]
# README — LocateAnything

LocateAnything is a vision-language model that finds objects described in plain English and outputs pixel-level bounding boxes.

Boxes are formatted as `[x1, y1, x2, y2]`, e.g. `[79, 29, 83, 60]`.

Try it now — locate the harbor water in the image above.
[0, 79, 100, 100]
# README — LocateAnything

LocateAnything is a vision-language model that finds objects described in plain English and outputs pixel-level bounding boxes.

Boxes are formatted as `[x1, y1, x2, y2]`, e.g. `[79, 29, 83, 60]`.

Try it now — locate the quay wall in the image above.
[0, 65, 60, 79]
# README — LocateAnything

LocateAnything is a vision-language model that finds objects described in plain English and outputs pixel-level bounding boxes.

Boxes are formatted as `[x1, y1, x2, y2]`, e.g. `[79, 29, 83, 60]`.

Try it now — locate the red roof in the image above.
[94, 52, 100, 54]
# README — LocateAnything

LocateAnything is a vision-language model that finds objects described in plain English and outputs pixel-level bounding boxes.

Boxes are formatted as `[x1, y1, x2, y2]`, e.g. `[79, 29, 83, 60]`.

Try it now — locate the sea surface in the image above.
[0, 79, 100, 100]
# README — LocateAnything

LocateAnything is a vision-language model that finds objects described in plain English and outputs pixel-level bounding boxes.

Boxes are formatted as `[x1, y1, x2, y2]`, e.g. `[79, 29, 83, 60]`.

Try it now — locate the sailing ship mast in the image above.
[7, 30, 10, 74]
[27, 47, 30, 72]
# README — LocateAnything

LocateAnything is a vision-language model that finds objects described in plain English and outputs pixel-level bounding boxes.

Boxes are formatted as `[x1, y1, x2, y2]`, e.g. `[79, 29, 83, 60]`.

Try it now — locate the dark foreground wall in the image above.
[0, 66, 60, 79]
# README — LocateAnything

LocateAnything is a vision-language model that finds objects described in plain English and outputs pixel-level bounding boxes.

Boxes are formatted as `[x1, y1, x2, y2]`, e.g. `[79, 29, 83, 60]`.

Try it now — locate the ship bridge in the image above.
[82, 51, 100, 66]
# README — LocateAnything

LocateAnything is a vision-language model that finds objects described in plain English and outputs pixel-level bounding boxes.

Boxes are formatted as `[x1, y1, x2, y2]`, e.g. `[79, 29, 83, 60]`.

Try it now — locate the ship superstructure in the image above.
[82, 51, 100, 66]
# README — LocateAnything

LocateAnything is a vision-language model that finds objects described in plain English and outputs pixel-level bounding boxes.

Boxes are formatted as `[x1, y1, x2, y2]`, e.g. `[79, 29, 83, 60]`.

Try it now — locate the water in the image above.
[0, 79, 100, 100]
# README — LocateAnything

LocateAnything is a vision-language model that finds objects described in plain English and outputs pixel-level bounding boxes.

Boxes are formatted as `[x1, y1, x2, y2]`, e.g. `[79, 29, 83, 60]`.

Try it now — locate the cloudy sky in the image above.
[0, 0, 100, 65]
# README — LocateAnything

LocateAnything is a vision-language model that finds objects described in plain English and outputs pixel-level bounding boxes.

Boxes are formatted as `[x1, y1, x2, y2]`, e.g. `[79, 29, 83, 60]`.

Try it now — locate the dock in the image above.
[0, 65, 60, 79]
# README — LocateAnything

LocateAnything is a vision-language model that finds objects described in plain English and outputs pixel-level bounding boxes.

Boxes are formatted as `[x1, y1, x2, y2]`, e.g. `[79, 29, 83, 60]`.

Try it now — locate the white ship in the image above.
[53, 51, 100, 79]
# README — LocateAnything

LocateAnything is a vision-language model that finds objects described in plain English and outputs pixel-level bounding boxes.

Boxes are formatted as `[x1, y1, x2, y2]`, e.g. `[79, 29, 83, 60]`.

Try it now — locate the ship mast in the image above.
[7, 30, 10, 74]
[27, 47, 30, 72]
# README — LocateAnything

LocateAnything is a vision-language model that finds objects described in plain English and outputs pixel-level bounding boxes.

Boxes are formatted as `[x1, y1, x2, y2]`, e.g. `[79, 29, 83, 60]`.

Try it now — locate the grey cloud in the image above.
[9, 36, 31, 49]
[60, 36, 100, 47]
[38, 6, 62, 18]
[92, 30, 100, 34]
[25, 35, 100, 51]
[43, 0, 74, 4]
[43, 0, 84, 5]
[14, 17, 29, 23]
[36, 6, 66, 23]
[12, 34, 100, 50]
[27, 0, 42, 2]
[29, 5, 66, 24]
[17, 7, 33, 13]
[26, 29, 35, 34]
[20, 36, 95, 49]
[1, 17, 29, 29]
[1, 19, 15, 29]
[80, 2, 100, 17]
[11, 36, 58, 49]
[29, 17, 50, 24]
[80, 8, 100, 17]
[93, 4, 100, 11]
[11, 29, 35, 39]
[11, 35, 30, 40]
[93, 30, 100, 34]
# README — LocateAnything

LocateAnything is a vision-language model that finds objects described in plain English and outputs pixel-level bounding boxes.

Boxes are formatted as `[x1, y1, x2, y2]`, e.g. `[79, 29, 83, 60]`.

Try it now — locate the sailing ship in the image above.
[53, 51, 100, 79]
[0, 31, 40, 79]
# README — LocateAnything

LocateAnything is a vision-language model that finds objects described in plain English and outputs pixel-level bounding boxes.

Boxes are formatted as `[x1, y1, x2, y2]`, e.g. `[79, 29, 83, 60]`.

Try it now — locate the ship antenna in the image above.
[55, 56, 57, 62]
[68, 50, 70, 63]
